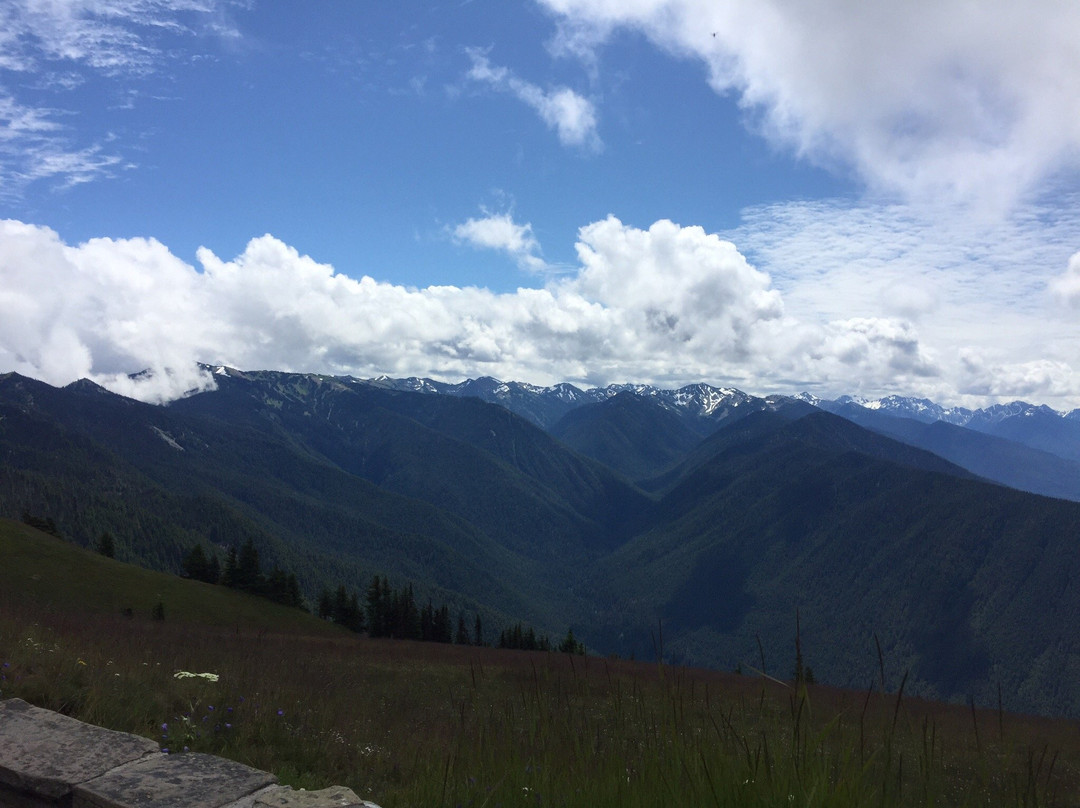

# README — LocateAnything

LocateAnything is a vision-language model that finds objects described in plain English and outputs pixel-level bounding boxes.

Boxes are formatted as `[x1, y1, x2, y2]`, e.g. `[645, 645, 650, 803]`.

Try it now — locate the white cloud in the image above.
[725, 196, 1080, 404]
[0, 0, 235, 194]
[0, 93, 125, 198]
[451, 211, 548, 273]
[958, 353, 1080, 401]
[1, 0, 231, 77]
[1050, 251, 1080, 308]
[537, 0, 1080, 208]
[2, 214, 1078, 408]
[466, 48, 601, 150]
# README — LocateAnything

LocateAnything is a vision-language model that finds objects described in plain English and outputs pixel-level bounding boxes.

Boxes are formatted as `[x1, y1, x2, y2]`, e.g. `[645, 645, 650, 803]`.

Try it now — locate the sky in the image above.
[1, 1, 1080, 408]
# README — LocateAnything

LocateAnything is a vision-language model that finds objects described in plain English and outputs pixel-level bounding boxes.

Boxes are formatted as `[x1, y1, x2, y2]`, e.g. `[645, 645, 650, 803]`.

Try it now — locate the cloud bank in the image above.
[537, 0, 1080, 207]
[7, 211, 1075, 407]
[0, 215, 962, 404]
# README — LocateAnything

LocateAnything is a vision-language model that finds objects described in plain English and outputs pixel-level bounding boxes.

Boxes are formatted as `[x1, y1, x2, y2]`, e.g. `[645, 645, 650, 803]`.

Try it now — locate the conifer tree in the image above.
[234, 538, 265, 593]
[366, 576, 386, 637]
[222, 546, 239, 588]
[559, 628, 585, 655]
[317, 588, 333, 619]
[183, 544, 216, 582]
[434, 605, 451, 643]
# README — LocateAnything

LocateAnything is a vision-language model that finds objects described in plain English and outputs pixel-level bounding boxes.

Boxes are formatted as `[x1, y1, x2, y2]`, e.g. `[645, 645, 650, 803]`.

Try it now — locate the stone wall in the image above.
[0, 699, 380, 808]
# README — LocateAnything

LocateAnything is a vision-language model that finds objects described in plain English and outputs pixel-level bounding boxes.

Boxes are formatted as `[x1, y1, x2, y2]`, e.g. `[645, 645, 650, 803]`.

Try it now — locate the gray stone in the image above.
[74, 752, 276, 808]
[0, 698, 158, 802]
[248, 784, 375, 807]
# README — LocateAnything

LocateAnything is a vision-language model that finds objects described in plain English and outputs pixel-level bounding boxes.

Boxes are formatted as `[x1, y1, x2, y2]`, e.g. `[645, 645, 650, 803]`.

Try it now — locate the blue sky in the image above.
[2, 1, 1080, 407]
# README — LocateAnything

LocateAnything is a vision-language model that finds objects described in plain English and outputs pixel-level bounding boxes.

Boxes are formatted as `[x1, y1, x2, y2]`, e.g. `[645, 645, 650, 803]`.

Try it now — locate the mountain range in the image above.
[4, 366, 1080, 718]
[365, 371, 1080, 500]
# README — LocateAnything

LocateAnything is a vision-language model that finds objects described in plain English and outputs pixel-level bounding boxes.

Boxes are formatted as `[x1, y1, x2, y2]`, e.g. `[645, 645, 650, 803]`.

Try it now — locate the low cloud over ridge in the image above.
[1, 215, 1076, 407]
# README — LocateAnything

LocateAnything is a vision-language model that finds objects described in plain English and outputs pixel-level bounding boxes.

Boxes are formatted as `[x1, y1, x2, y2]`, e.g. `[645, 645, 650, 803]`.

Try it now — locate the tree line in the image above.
[182, 538, 302, 609]
[181, 540, 582, 653]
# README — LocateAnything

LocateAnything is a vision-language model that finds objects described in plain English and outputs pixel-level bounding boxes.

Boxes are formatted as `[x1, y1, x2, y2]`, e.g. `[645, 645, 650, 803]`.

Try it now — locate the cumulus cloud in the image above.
[2, 214, 1076, 407]
[452, 211, 548, 273]
[572, 216, 782, 359]
[0, 216, 787, 400]
[1050, 251, 1080, 308]
[537, 0, 1080, 207]
[466, 48, 601, 150]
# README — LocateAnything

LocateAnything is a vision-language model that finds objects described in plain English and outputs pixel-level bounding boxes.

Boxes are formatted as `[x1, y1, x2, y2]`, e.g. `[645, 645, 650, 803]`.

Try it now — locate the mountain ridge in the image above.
[6, 368, 1080, 717]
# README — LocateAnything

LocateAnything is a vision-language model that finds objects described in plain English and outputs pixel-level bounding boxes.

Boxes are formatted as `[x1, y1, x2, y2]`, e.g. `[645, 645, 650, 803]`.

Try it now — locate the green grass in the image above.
[0, 518, 344, 634]
[2, 518, 1078, 807]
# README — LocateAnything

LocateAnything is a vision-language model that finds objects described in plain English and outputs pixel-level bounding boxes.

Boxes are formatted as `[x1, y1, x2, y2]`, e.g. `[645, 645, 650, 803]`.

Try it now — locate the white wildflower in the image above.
[174, 670, 219, 682]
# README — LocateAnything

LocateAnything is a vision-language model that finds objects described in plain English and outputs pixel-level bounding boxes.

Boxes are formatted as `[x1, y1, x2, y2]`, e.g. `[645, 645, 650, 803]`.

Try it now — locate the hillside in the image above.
[593, 411, 1080, 715]
[0, 518, 344, 635]
[3, 515, 1079, 808]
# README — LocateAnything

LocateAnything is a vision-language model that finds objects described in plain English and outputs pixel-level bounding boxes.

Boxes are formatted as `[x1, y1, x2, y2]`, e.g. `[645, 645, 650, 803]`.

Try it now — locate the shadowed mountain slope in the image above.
[549, 392, 704, 481]
[591, 410, 1080, 716]
[5, 371, 1080, 717]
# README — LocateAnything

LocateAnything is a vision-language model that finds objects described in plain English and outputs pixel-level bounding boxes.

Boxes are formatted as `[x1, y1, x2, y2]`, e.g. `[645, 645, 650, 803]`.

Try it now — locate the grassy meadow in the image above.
[2, 518, 1079, 807]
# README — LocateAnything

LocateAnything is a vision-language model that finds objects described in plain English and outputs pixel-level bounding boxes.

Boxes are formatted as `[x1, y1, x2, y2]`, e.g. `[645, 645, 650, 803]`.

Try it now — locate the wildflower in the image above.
[162, 748, 169, 754]
[161, 723, 168, 732]
[207, 705, 215, 711]
[277, 709, 284, 716]
[225, 723, 232, 730]
[173, 671, 219, 682]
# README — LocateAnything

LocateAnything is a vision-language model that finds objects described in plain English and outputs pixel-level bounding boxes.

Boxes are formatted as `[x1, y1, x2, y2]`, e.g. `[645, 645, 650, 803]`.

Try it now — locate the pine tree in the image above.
[366, 576, 386, 637]
[559, 628, 584, 655]
[206, 553, 221, 584]
[222, 546, 239, 588]
[97, 532, 115, 559]
[235, 538, 265, 593]
[456, 613, 471, 645]
[434, 605, 451, 643]
[420, 600, 435, 641]
[183, 544, 214, 581]
[317, 588, 333, 619]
